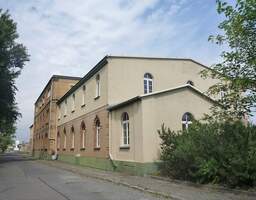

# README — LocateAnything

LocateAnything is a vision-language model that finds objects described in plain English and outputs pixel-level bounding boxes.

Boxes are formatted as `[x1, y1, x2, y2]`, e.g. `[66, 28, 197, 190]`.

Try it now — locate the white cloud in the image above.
[0, 0, 229, 141]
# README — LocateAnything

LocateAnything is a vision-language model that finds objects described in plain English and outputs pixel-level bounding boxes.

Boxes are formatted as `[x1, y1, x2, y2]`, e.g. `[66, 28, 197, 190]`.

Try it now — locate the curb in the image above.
[37, 160, 178, 199]
[150, 175, 256, 197]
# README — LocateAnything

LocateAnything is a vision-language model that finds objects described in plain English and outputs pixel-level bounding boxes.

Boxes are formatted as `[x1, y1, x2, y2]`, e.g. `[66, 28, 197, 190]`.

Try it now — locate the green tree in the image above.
[0, 10, 29, 152]
[202, 0, 256, 120]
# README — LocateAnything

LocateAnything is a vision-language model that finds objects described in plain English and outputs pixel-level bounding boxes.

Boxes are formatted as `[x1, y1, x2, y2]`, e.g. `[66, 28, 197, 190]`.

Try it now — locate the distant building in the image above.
[33, 55, 221, 174]
[28, 124, 34, 153]
[14, 140, 20, 151]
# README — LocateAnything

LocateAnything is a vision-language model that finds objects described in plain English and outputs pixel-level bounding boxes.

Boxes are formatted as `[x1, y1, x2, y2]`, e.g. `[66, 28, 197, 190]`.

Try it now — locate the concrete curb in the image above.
[150, 175, 256, 197]
[37, 160, 178, 199]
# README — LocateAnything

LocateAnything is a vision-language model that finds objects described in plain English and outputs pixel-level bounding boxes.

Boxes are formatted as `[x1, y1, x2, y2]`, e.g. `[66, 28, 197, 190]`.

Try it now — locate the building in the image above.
[54, 56, 219, 175]
[28, 124, 34, 153]
[33, 75, 81, 157]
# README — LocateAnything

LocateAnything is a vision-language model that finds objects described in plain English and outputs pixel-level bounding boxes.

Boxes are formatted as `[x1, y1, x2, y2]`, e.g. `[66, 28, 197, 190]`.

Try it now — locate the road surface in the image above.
[0, 153, 163, 200]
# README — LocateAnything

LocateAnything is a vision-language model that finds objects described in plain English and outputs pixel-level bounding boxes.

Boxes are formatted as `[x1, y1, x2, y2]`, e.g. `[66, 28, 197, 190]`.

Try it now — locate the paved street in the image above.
[0, 153, 163, 200]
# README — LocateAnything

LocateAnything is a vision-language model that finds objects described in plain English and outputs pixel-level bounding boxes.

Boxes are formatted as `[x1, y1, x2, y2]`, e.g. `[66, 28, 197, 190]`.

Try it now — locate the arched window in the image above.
[95, 117, 101, 148]
[144, 73, 153, 94]
[187, 80, 194, 86]
[57, 132, 60, 150]
[80, 121, 86, 149]
[182, 112, 194, 130]
[95, 74, 100, 98]
[63, 128, 67, 149]
[71, 126, 75, 150]
[121, 112, 130, 147]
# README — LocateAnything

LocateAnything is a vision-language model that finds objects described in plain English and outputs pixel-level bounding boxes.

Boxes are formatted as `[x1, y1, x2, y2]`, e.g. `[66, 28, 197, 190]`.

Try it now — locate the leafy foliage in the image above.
[0, 10, 29, 151]
[201, 0, 256, 120]
[158, 121, 256, 188]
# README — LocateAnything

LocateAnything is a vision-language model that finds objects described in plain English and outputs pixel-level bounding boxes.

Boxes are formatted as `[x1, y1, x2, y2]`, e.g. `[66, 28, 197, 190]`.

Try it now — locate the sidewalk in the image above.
[38, 159, 256, 200]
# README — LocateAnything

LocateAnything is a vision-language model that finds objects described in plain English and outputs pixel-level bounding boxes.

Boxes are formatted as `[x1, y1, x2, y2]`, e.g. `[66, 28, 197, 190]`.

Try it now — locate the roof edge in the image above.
[108, 85, 217, 111]
[57, 56, 108, 105]
[35, 75, 81, 104]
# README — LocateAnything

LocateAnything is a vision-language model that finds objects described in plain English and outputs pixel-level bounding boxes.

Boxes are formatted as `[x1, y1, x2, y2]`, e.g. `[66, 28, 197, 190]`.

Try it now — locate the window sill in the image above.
[81, 104, 85, 108]
[70, 148, 74, 151]
[94, 96, 100, 100]
[94, 147, 100, 150]
[120, 146, 130, 150]
[80, 148, 86, 151]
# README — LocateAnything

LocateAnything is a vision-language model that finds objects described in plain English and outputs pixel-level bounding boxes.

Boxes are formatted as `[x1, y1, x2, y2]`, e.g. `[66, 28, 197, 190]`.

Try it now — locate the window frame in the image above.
[95, 74, 100, 99]
[121, 112, 130, 148]
[95, 118, 101, 149]
[144, 73, 153, 94]
[182, 112, 193, 130]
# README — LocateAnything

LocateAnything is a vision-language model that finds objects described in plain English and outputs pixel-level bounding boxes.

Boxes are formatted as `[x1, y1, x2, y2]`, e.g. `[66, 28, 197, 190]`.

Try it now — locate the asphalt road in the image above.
[0, 153, 163, 200]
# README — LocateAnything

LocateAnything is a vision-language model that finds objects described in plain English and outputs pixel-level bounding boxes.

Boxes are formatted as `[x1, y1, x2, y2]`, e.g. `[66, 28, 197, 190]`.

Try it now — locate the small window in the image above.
[187, 80, 194, 86]
[121, 112, 130, 147]
[47, 89, 51, 98]
[182, 112, 194, 130]
[144, 73, 153, 94]
[72, 94, 75, 112]
[95, 74, 100, 98]
[82, 85, 86, 106]
[95, 117, 101, 148]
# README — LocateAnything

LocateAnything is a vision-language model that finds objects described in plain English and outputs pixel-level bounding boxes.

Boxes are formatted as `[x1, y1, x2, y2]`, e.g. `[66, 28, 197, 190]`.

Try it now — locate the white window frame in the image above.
[95, 74, 100, 98]
[144, 73, 153, 94]
[96, 123, 100, 148]
[82, 85, 86, 106]
[182, 113, 193, 130]
[81, 129, 85, 149]
[121, 113, 130, 147]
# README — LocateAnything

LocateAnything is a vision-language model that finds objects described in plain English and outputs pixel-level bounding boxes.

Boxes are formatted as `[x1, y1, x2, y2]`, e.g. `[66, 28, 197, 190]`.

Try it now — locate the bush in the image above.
[158, 121, 256, 188]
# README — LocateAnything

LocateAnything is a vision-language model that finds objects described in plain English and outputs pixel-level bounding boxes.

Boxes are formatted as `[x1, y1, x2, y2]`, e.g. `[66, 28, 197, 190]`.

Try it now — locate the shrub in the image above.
[158, 121, 256, 188]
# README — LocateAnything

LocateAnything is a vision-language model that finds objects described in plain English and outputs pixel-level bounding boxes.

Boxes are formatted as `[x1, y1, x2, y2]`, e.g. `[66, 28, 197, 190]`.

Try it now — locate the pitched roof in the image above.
[107, 84, 216, 111]
[35, 75, 81, 104]
[57, 55, 214, 105]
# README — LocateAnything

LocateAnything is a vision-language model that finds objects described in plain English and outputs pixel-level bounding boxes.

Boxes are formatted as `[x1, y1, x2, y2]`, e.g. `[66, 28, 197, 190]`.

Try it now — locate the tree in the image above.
[202, 0, 256, 121]
[0, 10, 29, 152]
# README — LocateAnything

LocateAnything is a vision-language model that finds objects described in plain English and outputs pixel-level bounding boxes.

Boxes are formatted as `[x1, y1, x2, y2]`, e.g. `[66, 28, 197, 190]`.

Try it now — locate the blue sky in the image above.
[0, 0, 253, 142]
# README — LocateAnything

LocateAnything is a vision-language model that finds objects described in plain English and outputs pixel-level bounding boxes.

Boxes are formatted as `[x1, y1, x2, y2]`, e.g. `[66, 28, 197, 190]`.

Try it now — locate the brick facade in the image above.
[57, 105, 109, 158]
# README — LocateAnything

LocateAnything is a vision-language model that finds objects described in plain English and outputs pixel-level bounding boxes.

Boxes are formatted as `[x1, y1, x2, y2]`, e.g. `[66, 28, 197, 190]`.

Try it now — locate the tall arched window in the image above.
[144, 73, 153, 94]
[121, 112, 130, 147]
[95, 117, 101, 148]
[80, 121, 86, 149]
[182, 112, 194, 130]
[63, 128, 67, 150]
[71, 126, 75, 150]
[57, 132, 60, 150]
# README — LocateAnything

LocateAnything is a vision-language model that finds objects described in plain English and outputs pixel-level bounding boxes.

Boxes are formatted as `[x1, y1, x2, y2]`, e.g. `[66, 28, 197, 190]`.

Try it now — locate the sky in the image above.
[0, 0, 254, 142]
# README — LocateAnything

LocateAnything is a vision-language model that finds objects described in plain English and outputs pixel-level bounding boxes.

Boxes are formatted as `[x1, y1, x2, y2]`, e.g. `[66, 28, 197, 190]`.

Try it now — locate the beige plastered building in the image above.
[53, 56, 219, 174]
